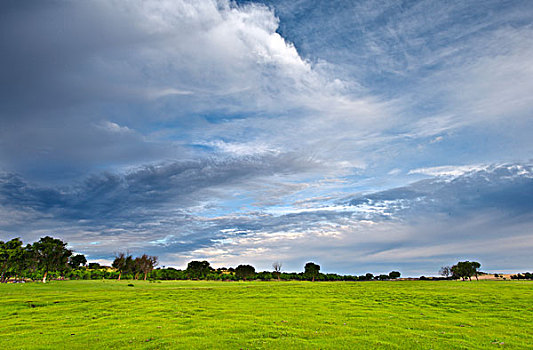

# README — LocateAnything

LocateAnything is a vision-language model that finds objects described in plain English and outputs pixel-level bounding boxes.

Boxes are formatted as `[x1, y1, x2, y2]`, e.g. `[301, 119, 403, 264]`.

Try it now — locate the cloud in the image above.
[1, 162, 532, 275]
[408, 164, 491, 177]
[176, 163, 533, 274]
[3, 0, 531, 184]
[0, 0, 390, 182]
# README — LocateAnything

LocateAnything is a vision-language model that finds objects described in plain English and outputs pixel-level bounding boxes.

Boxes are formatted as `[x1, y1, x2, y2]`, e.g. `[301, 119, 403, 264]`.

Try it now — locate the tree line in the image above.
[1, 236, 404, 282]
[0, 236, 161, 283]
[7, 236, 523, 283]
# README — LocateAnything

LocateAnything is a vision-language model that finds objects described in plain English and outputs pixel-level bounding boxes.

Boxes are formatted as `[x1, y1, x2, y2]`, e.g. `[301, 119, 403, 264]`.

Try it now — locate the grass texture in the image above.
[1, 280, 531, 349]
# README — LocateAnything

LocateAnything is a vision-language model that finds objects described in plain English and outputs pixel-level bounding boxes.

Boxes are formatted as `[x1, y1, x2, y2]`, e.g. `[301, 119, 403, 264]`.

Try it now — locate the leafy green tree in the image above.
[88, 262, 102, 269]
[32, 236, 72, 283]
[388, 271, 401, 279]
[186, 260, 212, 279]
[0, 238, 24, 282]
[0, 240, 7, 281]
[304, 262, 320, 282]
[451, 261, 481, 281]
[235, 264, 256, 281]
[22, 243, 39, 278]
[69, 254, 87, 269]
[257, 271, 273, 281]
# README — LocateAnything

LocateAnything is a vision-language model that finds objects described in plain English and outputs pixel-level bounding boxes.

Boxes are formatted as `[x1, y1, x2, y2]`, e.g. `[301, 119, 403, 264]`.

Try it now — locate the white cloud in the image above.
[146, 88, 193, 99]
[408, 164, 490, 177]
[97, 121, 133, 134]
[206, 140, 280, 156]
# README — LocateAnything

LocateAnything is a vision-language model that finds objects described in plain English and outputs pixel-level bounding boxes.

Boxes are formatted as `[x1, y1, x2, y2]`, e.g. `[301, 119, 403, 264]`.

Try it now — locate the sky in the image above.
[1, 0, 532, 276]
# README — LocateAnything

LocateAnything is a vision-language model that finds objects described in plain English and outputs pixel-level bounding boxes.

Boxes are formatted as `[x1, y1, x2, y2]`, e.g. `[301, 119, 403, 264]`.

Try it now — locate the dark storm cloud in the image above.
[0, 152, 318, 225]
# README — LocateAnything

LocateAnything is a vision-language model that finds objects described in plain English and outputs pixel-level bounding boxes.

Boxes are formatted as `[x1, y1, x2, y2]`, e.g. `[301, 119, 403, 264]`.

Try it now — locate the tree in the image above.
[112, 252, 130, 281]
[137, 254, 158, 280]
[272, 261, 282, 281]
[471, 261, 481, 281]
[88, 262, 101, 270]
[186, 260, 212, 279]
[439, 266, 452, 278]
[23, 243, 39, 278]
[451, 261, 481, 281]
[235, 264, 256, 281]
[0, 238, 24, 282]
[304, 262, 320, 282]
[32, 236, 72, 283]
[132, 257, 143, 280]
[69, 254, 87, 269]
[389, 271, 401, 279]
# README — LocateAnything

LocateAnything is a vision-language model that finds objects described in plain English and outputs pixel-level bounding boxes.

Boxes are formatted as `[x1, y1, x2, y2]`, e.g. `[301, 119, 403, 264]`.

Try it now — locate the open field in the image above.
[1, 280, 532, 349]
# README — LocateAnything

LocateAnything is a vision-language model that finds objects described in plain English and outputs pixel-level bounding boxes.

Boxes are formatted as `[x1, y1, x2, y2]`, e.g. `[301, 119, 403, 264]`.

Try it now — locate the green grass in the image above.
[1, 280, 531, 349]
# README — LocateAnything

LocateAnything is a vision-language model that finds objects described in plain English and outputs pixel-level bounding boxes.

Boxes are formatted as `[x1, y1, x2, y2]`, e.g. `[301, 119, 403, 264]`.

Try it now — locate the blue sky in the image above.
[1, 0, 532, 276]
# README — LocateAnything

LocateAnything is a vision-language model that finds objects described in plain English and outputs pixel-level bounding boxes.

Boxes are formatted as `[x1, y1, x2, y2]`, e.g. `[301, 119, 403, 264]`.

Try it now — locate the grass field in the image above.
[1, 280, 532, 349]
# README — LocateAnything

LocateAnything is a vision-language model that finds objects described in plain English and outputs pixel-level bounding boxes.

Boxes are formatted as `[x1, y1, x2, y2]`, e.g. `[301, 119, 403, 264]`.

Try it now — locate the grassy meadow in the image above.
[1, 280, 531, 349]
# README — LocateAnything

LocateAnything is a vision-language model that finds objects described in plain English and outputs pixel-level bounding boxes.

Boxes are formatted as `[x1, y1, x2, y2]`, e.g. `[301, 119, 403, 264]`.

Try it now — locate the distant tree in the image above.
[272, 261, 282, 281]
[256, 271, 273, 281]
[235, 264, 256, 281]
[69, 254, 87, 269]
[377, 274, 389, 280]
[186, 260, 212, 279]
[88, 262, 102, 270]
[32, 236, 72, 283]
[365, 273, 374, 281]
[304, 262, 320, 282]
[112, 252, 131, 281]
[451, 261, 481, 281]
[137, 254, 158, 280]
[439, 266, 452, 278]
[389, 271, 401, 279]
